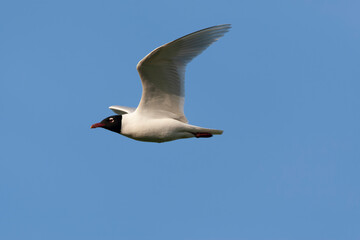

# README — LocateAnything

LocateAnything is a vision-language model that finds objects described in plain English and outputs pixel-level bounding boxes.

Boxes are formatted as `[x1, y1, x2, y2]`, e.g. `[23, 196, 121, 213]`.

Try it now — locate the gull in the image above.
[91, 24, 231, 142]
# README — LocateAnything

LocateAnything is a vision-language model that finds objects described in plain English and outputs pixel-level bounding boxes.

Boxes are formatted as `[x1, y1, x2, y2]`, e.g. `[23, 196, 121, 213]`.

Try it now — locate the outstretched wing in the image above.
[136, 24, 231, 122]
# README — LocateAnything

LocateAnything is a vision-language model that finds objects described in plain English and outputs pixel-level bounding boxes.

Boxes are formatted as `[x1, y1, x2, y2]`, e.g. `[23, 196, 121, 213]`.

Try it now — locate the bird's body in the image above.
[120, 112, 222, 143]
[91, 24, 231, 142]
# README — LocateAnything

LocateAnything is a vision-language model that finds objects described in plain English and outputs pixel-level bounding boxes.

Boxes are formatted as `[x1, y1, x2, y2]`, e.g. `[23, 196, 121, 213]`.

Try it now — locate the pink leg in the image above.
[194, 132, 213, 138]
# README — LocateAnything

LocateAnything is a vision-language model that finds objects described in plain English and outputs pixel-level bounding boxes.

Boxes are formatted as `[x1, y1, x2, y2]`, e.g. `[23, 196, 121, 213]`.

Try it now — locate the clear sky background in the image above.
[1, 0, 359, 239]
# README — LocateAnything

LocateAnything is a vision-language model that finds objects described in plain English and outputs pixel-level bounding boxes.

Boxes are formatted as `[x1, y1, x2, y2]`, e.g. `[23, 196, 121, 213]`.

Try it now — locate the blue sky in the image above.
[1, 0, 360, 239]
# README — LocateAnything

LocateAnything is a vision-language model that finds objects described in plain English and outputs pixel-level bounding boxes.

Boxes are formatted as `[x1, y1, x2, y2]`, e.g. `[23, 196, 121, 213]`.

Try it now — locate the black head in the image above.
[91, 115, 122, 134]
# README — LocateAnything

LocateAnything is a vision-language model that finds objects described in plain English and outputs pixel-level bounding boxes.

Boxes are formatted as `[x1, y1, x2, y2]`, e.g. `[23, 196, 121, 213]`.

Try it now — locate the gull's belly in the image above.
[121, 116, 193, 143]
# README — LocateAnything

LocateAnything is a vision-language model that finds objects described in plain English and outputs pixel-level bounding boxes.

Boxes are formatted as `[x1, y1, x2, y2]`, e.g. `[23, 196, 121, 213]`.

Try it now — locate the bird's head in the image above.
[91, 115, 122, 134]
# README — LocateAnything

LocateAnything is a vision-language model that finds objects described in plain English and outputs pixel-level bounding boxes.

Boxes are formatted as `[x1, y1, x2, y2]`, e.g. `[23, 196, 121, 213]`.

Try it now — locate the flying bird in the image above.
[91, 24, 231, 142]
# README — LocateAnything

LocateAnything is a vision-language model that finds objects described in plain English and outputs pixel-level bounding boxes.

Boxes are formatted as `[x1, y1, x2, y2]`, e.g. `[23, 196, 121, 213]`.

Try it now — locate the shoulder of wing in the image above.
[136, 45, 164, 72]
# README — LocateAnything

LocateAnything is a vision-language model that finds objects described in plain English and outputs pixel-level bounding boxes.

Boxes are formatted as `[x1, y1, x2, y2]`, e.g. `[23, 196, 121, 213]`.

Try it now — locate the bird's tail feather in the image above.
[202, 128, 223, 135]
[189, 124, 223, 135]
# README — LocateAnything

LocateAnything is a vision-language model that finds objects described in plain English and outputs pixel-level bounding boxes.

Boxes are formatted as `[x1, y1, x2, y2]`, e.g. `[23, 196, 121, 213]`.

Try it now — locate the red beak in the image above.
[91, 122, 105, 129]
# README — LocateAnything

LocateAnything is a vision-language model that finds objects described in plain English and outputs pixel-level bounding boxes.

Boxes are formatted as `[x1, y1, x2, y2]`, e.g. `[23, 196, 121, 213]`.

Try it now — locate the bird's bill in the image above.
[90, 122, 105, 128]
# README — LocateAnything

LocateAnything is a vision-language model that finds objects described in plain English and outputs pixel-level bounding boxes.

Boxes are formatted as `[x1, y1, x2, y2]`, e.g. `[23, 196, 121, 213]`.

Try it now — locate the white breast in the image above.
[120, 113, 193, 142]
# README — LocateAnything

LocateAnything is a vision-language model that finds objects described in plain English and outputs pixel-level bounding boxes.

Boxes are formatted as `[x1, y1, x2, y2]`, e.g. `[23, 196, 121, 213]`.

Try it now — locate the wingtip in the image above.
[206, 24, 231, 31]
[207, 24, 232, 39]
[213, 24, 232, 30]
[219, 23, 232, 27]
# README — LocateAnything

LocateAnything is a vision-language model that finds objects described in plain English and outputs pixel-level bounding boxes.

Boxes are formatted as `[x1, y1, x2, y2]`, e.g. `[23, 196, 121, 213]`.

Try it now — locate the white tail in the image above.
[188, 124, 223, 135]
[202, 128, 223, 135]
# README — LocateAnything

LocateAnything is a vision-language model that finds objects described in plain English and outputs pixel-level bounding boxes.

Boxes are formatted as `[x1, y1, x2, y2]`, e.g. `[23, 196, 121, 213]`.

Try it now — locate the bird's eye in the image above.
[109, 118, 114, 123]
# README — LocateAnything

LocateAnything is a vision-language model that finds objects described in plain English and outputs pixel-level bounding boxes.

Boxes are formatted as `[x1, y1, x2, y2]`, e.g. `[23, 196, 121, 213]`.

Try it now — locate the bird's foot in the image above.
[194, 132, 213, 138]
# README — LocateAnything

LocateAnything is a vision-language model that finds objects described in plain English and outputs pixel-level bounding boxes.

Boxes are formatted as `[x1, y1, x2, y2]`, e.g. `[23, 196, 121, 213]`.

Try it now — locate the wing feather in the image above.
[109, 105, 136, 115]
[136, 24, 231, 122]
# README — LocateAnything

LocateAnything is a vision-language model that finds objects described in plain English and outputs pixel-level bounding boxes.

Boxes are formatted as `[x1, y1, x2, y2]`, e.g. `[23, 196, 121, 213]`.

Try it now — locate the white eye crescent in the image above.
[109, 118, 114, 123]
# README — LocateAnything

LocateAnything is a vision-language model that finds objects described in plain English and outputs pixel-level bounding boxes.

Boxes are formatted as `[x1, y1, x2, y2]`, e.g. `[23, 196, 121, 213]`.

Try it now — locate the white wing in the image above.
[136, 24, 231, 122]
[109, 105, 136, 115]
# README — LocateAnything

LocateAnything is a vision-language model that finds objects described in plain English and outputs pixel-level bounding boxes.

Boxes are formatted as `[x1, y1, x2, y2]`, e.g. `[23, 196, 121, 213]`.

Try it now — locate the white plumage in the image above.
[92, 24, 231, 142]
